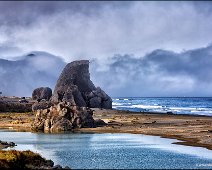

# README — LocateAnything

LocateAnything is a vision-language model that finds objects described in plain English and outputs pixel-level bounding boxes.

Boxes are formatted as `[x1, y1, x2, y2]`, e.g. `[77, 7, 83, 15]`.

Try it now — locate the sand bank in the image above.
[0, 109, 211, 150]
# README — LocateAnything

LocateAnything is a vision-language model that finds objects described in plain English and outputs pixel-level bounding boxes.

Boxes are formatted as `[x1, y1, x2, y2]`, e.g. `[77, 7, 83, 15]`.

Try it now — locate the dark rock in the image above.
[53, 165, 63, 169]
[32, 101, 52, 111]
[19, 99, 29, 103]
[89, 96, 102, 108]
[95, 119, 107, 127]
[87, 87, 112, 109]
[32, 87, 52, 101]
[45, 160, 54, 167]
[52, 165, 70, 169]
[8, 142, 16, 147]
[51, 60, 112, 109]
[0, 140, 16, 149]
[0, 100, 32, 113]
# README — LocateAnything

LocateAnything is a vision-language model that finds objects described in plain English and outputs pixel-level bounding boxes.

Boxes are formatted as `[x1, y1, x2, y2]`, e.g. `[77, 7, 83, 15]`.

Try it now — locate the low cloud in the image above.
[90, 44, 212, 97]
[0, 52, 65, 96]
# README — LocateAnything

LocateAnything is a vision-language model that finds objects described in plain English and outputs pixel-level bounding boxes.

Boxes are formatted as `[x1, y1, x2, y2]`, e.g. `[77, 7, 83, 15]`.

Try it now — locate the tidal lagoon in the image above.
[2, 129, 212, 169]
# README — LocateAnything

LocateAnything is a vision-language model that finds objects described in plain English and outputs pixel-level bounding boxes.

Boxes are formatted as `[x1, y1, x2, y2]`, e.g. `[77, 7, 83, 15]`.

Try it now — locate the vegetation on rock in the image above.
[0, 150, 54, 169]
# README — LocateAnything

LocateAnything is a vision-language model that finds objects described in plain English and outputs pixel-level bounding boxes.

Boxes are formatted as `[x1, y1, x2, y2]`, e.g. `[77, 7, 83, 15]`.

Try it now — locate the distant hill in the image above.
[0, 51, 65, 97]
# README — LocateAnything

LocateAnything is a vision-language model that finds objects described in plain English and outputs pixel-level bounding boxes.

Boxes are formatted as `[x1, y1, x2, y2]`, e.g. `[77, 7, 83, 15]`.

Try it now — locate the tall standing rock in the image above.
[51, 60, 112, 109]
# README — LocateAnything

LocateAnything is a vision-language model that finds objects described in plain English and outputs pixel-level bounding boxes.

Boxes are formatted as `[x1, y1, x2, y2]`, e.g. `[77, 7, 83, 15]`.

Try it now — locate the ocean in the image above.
[112, 97, 212, 116]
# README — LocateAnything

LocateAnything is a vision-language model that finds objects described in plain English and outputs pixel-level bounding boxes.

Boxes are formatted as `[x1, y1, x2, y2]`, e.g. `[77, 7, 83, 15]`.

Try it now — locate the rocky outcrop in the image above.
[32, 101, 53, 111]
[87, 87, 112, 109]
[31, 101, 96, 133]
[0, 100, 32, 112]
[95, 119, 107, 127]
[0, 140, 16, 149]
[51, 60, 112, 109]
[32, 87, 52, 100]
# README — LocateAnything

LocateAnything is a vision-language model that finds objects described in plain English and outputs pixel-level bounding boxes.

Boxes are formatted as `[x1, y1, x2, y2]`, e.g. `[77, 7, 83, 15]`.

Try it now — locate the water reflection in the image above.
[1, 130, 212, 169]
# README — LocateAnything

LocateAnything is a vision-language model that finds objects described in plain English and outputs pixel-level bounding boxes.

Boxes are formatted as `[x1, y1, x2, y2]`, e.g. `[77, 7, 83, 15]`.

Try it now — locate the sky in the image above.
[0, 1, 212, 61]
[0, 1, 212, 97]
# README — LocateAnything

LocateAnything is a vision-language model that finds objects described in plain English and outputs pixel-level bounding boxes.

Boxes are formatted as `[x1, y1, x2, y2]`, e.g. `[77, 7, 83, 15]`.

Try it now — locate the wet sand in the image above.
[0, 109, 212, 150]
[80, 109, 212, 150]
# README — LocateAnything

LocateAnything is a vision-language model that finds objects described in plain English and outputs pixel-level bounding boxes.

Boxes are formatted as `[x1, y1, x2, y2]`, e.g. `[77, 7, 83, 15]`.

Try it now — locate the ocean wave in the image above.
[169, 107, 212, 112]
[113, 98, 129, 101]
[112, 97, 212, 116]
[112, 103, 123, 106]
[130, 104, 163, 109]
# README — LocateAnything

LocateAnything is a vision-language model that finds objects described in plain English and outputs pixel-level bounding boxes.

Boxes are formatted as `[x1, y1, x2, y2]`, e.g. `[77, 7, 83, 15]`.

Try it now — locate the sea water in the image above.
[112, 97, 212, 116]
[1, 129, 212, 169]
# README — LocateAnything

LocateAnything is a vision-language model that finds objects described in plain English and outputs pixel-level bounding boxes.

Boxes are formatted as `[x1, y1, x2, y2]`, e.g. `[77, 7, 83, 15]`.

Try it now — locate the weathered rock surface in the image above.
[87, 87, 112, 109]
[31, 102, 96, 133]
[32, 87, 52, 100]
[0, 100, 32, 112]
[95, 119, 107, 127]
[51, 60, 112, 109]
[32, 101, 53, 111]
[0, 140, 16, 149]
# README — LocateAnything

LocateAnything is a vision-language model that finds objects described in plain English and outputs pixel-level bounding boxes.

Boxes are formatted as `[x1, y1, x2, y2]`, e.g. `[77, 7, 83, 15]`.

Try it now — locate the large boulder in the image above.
[51, 60, 112, 109]
[31, 102, 97, 133]
[87, 87, 112, 109]
[32, 87, 52, 101]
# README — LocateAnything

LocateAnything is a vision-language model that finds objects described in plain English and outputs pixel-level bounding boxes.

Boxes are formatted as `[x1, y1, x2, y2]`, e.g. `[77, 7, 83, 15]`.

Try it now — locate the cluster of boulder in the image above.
[31, 60, 111, 132]
[32, 101, 96, 133]
[0, 60, 111, 132]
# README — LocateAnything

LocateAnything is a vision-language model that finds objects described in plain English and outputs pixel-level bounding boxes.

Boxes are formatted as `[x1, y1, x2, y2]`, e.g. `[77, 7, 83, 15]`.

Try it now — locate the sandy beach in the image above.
[0, 109, 212, 150]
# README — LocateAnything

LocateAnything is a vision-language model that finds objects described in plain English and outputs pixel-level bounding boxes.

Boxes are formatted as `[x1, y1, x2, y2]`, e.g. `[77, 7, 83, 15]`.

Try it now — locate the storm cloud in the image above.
[0, 1, 212, 97]
[0, 1, 212, 61]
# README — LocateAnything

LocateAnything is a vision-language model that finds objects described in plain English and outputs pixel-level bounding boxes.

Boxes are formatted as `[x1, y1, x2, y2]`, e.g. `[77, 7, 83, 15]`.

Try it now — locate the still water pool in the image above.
[1, 129, 212, 169]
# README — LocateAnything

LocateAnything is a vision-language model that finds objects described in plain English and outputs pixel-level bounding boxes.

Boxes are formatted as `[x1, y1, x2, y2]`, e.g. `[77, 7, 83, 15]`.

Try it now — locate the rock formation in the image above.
[32, 87, 52, 100]
[32, 101, 52, 112]
[51, 60, 112, 109]
[31, 60, 109, 132]
[31, 101, 97, 133]
[0, 100, 32, 112]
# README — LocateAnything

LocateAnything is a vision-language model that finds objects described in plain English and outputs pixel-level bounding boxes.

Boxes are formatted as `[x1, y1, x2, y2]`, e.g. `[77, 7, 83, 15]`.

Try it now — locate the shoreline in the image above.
[0, 109, 212, 150]
[78, 108, 212, 150]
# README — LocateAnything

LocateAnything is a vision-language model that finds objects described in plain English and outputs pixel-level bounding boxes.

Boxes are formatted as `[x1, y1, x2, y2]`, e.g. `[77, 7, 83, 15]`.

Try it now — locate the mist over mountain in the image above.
[0, 51, 65, 97]
[0, 44, 212, 97]
[90, 44, 212, 97]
